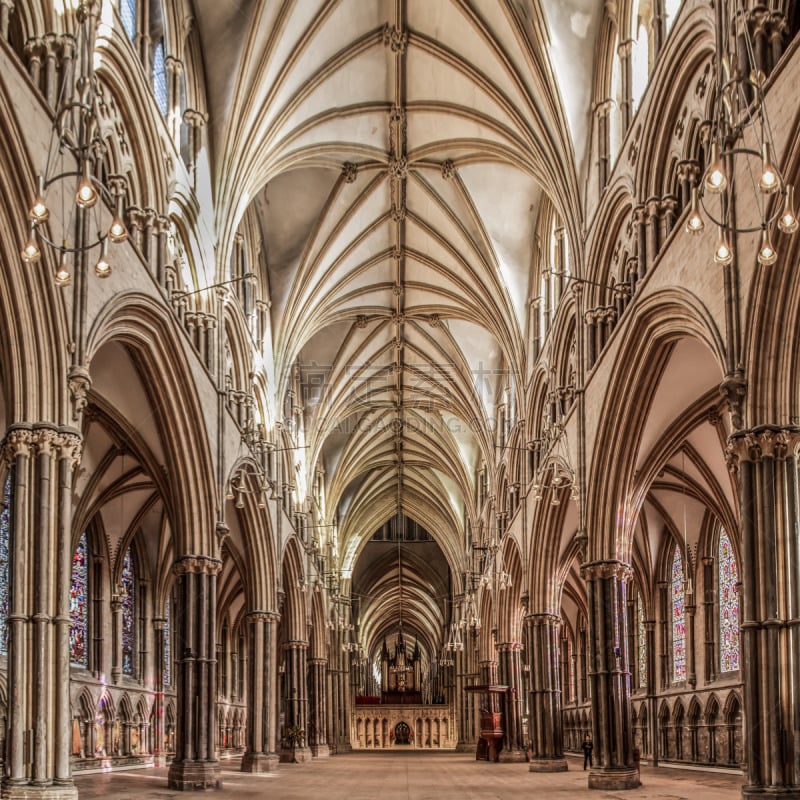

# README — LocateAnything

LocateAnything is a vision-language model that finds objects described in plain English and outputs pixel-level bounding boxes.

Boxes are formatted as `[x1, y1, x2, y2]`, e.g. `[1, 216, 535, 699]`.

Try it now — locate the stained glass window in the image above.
[153, 41, 168, 116]
[121, 547, 136, 676]
[637, 593, 647, 688]
[672, 545, 686, 681]
[119, 0, 136, 40]
[70, 532, 89, 667]
[164, 595, 171, 687]
[0, 472, 12, 656]
[719, 529, 740, 672]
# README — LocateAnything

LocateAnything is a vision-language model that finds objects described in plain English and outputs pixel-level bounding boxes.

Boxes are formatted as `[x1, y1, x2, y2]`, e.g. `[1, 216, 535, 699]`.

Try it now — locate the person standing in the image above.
[582, 733, 593, 770]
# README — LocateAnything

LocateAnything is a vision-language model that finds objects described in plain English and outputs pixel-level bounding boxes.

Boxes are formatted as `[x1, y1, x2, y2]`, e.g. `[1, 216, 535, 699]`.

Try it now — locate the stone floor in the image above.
[74, 752, 744, 799]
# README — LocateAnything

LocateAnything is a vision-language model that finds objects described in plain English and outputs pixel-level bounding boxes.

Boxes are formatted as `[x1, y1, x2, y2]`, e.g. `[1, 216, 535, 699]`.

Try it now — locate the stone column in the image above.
[526, 614, 568, 771]
[167, 555, 222, 790]
[727, 427, 800, 798]
[581, 560, 638, 790]
[702, 556, 716, 683]
[2, 424, 81, 800]
[308, 659, 330, 757]
[281, 641, 311, 763]
[497, 642, 526, 762]
[152, 617, 166, 766]
[241, 611, 280, 772]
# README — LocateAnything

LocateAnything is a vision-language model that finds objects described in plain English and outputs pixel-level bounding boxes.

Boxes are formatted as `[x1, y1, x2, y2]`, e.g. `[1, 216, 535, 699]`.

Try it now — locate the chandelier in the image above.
[685, 0, 797, 264]
[20, 1, 128, 285]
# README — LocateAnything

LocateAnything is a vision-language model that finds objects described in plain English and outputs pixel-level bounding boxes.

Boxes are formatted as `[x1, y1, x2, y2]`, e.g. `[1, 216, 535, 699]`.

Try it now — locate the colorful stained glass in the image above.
[719, 529, 740, 672]
[672, 545, 686, 681]
[163, 595, 171, 686]
[637, 593, 647, 688]
[119, 0, 136, 40]
[121, 547, 136, 676]
[153, 41, 168, 116]
[0, 472, 12, 656]
[70, 532, 89, 667]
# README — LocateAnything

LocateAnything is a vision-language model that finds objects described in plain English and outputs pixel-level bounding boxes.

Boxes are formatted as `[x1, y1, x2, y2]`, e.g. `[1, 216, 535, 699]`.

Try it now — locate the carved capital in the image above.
[580, 559, 633, 582]
[173, 554, 223, 576]
[726, 425, 800, 470]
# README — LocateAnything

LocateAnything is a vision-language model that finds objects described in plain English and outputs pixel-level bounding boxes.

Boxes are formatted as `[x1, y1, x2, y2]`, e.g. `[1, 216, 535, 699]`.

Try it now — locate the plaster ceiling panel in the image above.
[405, 47, 525, 139]
[271, 53, 390, 153]
[297, 175, 391, 271]
[446, 319, 504, 417]
[257, 167, 342, 320]
[89, 341, 166, 465]
[408, 0, 531, 114]
[635, 337, 722, 473]
[533, 0, 602, 178]
[249, 0, 384, 116]
[457, 162, 540, 331]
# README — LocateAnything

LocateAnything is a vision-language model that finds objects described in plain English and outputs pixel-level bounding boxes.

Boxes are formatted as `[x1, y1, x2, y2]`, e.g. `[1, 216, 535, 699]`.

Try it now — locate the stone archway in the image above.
[394, 722, 410, 745]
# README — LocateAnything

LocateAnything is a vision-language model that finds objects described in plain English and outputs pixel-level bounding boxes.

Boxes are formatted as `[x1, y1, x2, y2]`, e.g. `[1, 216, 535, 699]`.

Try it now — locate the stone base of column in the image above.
[499, 749, 529, 763]
[153, 753, 167, 767]
[337, 741, 352, 753]
[455, 742, 475, 753]
[529, 756, 568, 771]
[742, 787, 800, 799]
[2, 784, 79, 800]
[241, 752, 279, 773]
[167, 760, 222, 790]
[279, 746, 313, 764]
[587, 767, 639, 790]
[310, 744, 330, 758]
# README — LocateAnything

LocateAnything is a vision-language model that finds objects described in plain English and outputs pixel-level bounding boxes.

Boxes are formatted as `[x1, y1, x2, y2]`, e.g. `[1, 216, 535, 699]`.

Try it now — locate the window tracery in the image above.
[718, 529, 739, 672]
[0, 472, 12, 656]
[70, 532, 89, 667]
[121, 547, 136, 676]
[672, 544, 686, 681]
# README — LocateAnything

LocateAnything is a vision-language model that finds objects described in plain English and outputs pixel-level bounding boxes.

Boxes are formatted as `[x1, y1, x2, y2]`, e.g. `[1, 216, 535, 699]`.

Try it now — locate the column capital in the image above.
[246, 610, 280, 623]
[523, 612, 561, 627]
[580, 559, 632, 582]
[726, 424, 800, 471]
[173, 554, 223, 576]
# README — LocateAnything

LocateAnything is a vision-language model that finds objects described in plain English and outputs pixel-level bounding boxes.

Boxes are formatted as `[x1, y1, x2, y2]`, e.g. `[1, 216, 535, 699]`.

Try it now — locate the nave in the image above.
[73, 751, 743, 800]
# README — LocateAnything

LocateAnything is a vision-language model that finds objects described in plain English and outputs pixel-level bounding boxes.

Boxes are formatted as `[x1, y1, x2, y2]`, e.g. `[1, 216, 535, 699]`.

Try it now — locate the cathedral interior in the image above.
[1, 0, 800, 798]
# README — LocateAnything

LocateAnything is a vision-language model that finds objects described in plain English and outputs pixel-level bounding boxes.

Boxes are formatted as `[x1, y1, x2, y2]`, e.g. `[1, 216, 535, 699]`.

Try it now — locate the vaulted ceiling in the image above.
[192, 0, 602, 655]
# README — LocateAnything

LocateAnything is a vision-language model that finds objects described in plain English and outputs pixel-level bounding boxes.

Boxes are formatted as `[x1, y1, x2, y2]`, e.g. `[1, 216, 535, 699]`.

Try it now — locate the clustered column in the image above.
[526, 614, 567, 772]
[497, 642, 526, 762]
[167, 555, 222, 791]
[3, 424, 81, 800]
[727, 426, 800, 799]
[581, 560, 638, 790]
[152, 617, 166, 766]
[241, 611, 280, 772]
[308, 658, 330, 757]
[282, 641, 310, 761]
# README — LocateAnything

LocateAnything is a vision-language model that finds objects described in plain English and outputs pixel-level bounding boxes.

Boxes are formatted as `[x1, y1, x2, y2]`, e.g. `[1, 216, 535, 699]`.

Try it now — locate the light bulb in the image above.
[685, 186, 704, 234]
[757, 227, 777, 266]
[779, 186, 798, 234]
[713, 227, 733, 265]
[759, 142, 780, 194]
[76, 162, 98, 209]
[94, 239, 111, 278]
[20, 228, 41, 263]
[55, 247, 71, 287]
[108, 216, 128, 243]
[29, 176, 49, 222]
[705, 142, 727, 194]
